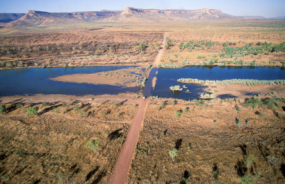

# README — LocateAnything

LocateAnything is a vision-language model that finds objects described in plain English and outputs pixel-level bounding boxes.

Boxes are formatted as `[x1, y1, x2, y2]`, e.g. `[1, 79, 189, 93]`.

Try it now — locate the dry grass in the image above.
[127, 98, 285, 183]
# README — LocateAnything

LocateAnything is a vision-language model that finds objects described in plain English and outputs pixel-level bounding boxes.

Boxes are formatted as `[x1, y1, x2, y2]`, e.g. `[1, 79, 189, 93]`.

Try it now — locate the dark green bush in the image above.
[0, 105, 6, 113]
[175, 111, 181, 117]
[25, 107, 38, 117]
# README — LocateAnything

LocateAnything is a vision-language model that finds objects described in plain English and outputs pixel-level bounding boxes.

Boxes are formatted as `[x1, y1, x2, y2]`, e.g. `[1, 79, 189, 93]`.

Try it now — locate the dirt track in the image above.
[153, 32, 167, 67]
[108, 98, 149, 184]
[108, 32, 167, 184]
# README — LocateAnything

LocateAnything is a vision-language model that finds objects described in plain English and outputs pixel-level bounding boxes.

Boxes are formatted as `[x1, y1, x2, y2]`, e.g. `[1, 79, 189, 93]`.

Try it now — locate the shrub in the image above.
[184, 107, 189, 113]
[86, 139, 99, 154]
[55, 108, 60, 114]
[169, 149, 177, 161]
[197, 55, 202, 59]
[213, 58, 219, 63]
[16, 103, 22, 109]
[25, 107, 38, 117]
[245, 155, 256, 167]
[0, 105, 6, 113]
[172, 100, 177, 106]
[238, 175, 254, 184]
[258, 113, 266, 118]
[175, 110, 181, 117]
[278, 112, 285, 121]
[157, 101, 167, 111]
[235, 105, 241, 112]
[237, 121, 242, 127]
[61, 101, 68, 107]
[80, 111, 87, 117]
[73, 104, 81, 112]
[146, 64, 152, 70]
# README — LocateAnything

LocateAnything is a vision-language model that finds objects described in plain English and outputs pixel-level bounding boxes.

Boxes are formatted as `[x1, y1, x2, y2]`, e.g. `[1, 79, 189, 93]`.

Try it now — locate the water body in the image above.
[1, 66, 285, 99]
[151, 66, 285, 100]
[0, 66, 139, 97]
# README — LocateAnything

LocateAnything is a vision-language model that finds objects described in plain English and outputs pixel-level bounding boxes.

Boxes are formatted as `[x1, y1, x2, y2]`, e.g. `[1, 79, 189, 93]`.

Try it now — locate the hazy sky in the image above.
[1, 0, 285, 18]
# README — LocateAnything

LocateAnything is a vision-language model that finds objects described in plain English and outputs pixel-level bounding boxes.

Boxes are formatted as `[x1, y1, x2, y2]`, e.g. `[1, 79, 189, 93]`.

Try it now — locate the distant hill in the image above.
[269, 16, 285, 19]
[102, 7, 235, 22]
[237, 16, 266, 19]
[0, 13, 25, 23]
[3, 7, 267, 27]
[5, 10, 120, 27]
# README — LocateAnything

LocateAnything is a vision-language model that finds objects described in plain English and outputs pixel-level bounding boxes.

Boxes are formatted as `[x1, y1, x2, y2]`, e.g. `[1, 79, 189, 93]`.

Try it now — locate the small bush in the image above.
[169, 149, 177, 161]
[245, 155, 256, 167]
[235, 105, 241, 112]
[278, 112, 285, 120]
[55, 108, 60, 114]
[61, 101, 68, 107]
[0, 105, 6, 113]
[86, 139, 99, 154]
[238, 175, 254, 184]
[258, 113, 265, 118]
[237, 121, 242, 127]
[175, 110, 181, 117]
[172, 100, 177, 106]
[25, 107, 38, 117]
[16, 103, 22, 109]
[184, 107, 189, 113]
[73, 104, 81, 112]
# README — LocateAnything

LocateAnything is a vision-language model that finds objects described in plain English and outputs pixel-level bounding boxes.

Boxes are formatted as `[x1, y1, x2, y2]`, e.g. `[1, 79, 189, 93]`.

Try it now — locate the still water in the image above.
[0, 66, 139, 96]
[1, 66, 285, 100]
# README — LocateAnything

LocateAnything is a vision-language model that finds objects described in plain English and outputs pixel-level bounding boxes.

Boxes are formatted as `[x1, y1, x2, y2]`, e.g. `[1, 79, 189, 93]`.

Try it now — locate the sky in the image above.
[1, 0, 285, 18]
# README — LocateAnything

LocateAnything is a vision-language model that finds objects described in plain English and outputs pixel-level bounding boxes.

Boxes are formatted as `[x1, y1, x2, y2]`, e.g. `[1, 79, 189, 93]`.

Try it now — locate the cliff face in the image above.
[4, 7, 244, 27]
[109, 7, 232, 22]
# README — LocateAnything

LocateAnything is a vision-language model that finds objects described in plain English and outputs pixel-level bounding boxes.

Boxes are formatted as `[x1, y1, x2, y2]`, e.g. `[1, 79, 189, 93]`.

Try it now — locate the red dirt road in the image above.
[108, 98, 150, 184]
[108, 32, 166, 184]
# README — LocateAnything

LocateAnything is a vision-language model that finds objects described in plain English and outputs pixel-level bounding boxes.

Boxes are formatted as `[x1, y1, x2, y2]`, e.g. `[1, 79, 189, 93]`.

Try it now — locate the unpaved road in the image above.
[153, 32, 167, 67]
[108, 98, 149, 184]
[108, 32, 167, 184]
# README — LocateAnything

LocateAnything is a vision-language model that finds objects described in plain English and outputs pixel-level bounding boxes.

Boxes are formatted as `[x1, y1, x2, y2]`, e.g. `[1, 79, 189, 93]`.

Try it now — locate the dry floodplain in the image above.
[0, 20, 285, 183]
